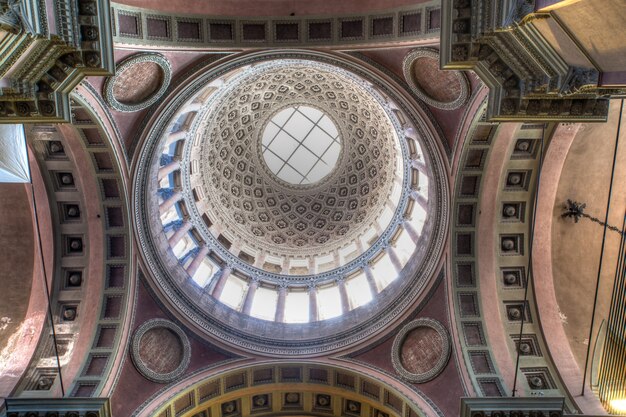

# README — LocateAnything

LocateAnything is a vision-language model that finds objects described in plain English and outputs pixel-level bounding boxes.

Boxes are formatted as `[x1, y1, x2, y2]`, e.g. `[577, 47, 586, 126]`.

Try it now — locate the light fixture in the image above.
[609, 398, 626, 414]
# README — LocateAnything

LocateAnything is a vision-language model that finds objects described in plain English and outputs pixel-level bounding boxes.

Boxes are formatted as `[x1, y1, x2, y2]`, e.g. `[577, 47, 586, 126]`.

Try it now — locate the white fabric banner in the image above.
[0, 124, 30, 183]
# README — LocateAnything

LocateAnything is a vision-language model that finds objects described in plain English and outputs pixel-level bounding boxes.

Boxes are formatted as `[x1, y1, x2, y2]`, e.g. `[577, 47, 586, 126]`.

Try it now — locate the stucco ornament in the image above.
[103, 53, 171, 112]
[391, 318, 451, 383]
[131, 319, 191, 383]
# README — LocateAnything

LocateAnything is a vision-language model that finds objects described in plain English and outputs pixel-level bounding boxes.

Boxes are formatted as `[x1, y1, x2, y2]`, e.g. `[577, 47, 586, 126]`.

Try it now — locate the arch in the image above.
[132, 362, 441, 417]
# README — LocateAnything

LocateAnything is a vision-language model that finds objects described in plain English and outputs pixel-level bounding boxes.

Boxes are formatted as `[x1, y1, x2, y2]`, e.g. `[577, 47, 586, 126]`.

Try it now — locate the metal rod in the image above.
[582, 98, 624, 395]
[26, 144, 66, 397]
[512, 123, 546, 396]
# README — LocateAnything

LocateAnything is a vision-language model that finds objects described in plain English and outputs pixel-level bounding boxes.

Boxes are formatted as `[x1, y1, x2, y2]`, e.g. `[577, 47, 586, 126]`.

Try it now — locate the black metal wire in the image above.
[26, 146, 66, 397]
[582, 98, 624, 395]
[511, 123, 546, 397]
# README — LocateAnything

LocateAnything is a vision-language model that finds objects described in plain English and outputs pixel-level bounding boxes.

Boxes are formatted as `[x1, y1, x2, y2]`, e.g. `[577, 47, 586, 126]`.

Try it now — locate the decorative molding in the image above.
[0, 0, 114, 122]
[131, 319, 191, 384]
[142, 363, 435, 417]
[14, 95, 134, 398]
[450, 101, 507, 397]
[459, 397, 564, 417]
[402, 48, 469, 110]
[451, 111, 578, 410]
[103, 53, 172, 112]
[391, 318, 451, 383]
[111, 3, 441, 49]
[183, 61, 403, 265]
[346, 51, 451, 160]
[4, 398, 112, 417]
[439, 0, 623, 122]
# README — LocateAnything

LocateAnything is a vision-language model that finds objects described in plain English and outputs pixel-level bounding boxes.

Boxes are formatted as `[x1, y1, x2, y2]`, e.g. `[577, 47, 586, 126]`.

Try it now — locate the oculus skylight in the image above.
[262, 106, 341, 185]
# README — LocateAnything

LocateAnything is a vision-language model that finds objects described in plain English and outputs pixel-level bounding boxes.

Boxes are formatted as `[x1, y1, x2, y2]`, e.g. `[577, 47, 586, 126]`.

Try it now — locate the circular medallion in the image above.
[391, 318, 451, 383]
[402, 48, 469, 110]
[104, 53, 172, 112]
[131, 319, 191, 383]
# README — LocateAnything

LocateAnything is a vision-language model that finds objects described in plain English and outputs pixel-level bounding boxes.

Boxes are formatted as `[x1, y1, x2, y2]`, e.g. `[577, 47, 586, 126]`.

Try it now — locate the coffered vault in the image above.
[0, 1, 625, 417]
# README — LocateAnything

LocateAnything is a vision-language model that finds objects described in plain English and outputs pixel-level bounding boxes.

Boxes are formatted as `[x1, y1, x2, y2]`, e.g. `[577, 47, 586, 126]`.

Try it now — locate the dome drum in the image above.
[134, 50, 449, 355]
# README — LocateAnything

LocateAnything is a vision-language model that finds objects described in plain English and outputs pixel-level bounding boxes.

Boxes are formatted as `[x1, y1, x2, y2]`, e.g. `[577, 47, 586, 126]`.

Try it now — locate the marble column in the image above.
[159, 191, 182, 214]
[403, 219, 420, 244]
[275, 286, 287, 323]
[168, 221, 192, 247]
[386, 246, 403, 274]
[186, 245, 210, 277]
[362, 264, 379, 296]
[309, 286, 319, 322]
[337, 279, 350, 314]
[211, 266, 232, 299]
[241, 280, 259, 315]
[157, 160, 180, 180]
[164, 130, 187, 146]
[410, 190, 428, 211]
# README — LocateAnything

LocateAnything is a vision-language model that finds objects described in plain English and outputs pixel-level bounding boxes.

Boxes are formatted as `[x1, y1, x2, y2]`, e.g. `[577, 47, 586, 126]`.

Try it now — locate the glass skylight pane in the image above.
[250, 286, 278, 321]
[284, 291, 310, 323]
[283, 111, 314, 140]
[321, 141, 341, 165]
[289, 146, 317, 175]
[318, 115, 339, 137]
[278, 164, 303, 184]
[271, 107, 293, 127]
[172, 235, 197, 258]
[372, 253, 397, 290]
[262, 106, 341, 185]
[220, 276, 247, 311]
[303, 162, 322, 183]
[345, 272, 373, 308]
[299, 106, 323, 122]
[270, 131, 298, 160]
[262, 122, 280, 145]
[262, 149, 283, 174]
[317, 286, 342, 320]
[303, 127, 333, 154]
[160, 206, 179, 224]
[191, 259, 216, 287]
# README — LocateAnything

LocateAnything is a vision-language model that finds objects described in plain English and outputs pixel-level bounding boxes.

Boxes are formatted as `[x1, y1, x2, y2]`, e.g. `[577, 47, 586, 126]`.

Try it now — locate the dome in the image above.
[134, 50, 448, 355]
[186, 59, 403, 278]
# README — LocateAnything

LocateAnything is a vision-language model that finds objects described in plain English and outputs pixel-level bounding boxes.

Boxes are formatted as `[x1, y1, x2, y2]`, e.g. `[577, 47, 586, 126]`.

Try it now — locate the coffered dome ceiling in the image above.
[187, 60, 402, 272]
[134, 51, 449, 355]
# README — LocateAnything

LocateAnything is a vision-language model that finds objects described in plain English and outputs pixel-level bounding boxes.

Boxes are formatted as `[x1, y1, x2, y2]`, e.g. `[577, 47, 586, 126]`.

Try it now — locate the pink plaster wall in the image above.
[352, 279, 466, 416]
[0, 149, 52, 402]
[532, 123, 605, 414]
[112, 278, 233, 417]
